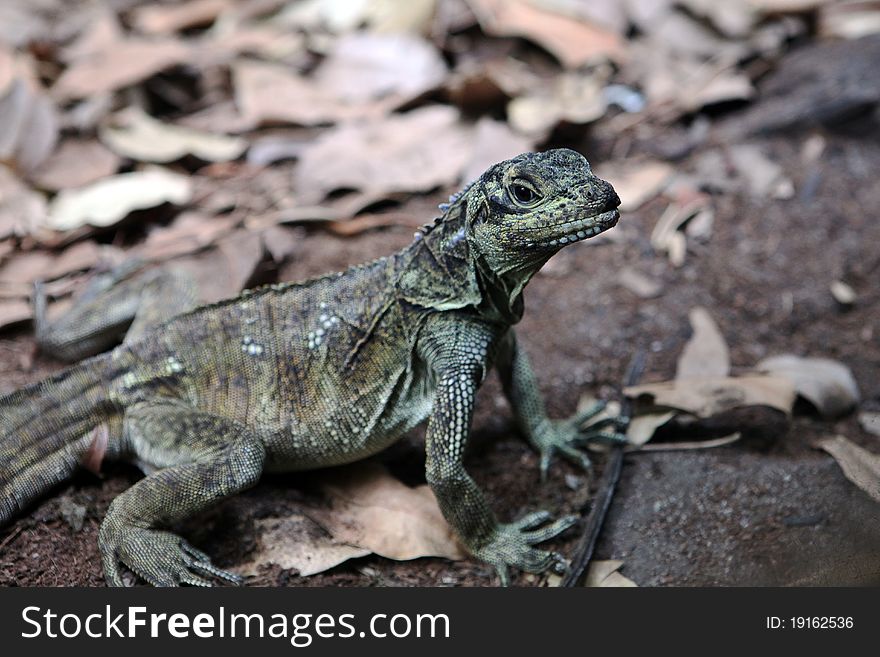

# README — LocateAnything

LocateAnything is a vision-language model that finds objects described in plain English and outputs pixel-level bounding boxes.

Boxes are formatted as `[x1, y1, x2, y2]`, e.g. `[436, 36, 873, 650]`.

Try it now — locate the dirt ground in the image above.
[2, 117, 879, 586]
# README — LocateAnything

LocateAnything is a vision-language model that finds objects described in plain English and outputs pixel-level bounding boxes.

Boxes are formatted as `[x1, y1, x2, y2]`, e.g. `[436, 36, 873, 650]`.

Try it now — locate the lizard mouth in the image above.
[532, 209, 619, 248]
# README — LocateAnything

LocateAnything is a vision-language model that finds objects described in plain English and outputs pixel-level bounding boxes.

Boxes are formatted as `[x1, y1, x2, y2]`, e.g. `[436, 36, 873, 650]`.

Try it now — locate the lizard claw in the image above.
[474, 512, 577, 586]
[99, 526, 241, 587]
[533, 407, 629, 480]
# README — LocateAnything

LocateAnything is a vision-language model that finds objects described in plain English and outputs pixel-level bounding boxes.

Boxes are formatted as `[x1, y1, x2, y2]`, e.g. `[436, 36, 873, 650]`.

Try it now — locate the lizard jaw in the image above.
[529, 210, 619, 249]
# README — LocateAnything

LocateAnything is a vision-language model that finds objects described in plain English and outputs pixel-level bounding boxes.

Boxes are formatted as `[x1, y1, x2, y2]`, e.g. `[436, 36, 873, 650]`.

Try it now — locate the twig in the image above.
[0, 525, 24, 552]
[630, 432, 741, 453]
[562, 349, 646, 587]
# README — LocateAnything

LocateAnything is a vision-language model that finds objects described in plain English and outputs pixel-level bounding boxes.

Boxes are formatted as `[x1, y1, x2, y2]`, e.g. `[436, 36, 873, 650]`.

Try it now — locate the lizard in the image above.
[0, 148, 623, 586]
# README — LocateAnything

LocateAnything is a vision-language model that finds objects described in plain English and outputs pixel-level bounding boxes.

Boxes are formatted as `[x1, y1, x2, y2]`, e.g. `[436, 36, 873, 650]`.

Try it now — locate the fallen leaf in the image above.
[294, 106, 472, 203]
[626, 375, 796, 417]
[0, 250, 53, 284]
[627, 411, 676, 446]
[596, 160, 673, 212]
[649, 194, 712, 267]
[47, 169, 193, 232]
[366, 0, 438, 33]
[468, 0, 627, 68]
[136, 211, 238, 262]
[676, 307, 730, 380]
[820, 1, 880, 39]
[308, 463, 466, 562]
[617, 267, 663, 299]
[461, 118, 534, 183]
[100, 108, 247, 163]
[53, 18, 190, 100]
[238, 514, 370, 577]
[171, 229, 264, 303]
[0, 165, 47, 238]
[635, 433, 742, 452]
[817, 435, 880, 504]
[756, 355, 860, 418]
[0, 298, 30, 329]
[29, 139, 120, 191]
[727, 145, 794, 199]
[131, 0, 232, 34]
[233, 60, 366, 127]
[0, 51, 59, 173]
[314, 32, 447, 105]
[678, 0, 756, 38]
[507, 72, 607, 136]
[584, 560, 637, 587]
[859, 412, 880, 437]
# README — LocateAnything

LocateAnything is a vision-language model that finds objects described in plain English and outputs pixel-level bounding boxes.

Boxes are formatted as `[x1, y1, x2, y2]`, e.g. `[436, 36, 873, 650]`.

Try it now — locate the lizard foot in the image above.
[99, 526, 242, 587]
[473, 511, 577, 586]
[533, 401, 628, 481]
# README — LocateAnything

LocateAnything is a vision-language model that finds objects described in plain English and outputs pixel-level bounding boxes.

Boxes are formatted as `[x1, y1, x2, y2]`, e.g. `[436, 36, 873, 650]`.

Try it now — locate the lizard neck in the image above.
[392, 196, 553, 325]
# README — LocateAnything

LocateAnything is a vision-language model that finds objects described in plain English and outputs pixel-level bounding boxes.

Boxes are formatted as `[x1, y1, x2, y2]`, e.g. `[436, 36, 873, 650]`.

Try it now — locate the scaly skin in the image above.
[0, 149, 622, 586]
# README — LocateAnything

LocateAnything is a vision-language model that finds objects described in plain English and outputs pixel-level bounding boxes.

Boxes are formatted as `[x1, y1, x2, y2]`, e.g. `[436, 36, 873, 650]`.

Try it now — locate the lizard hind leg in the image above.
[99, 400, 266, 586]
[35, 265, 198, 362]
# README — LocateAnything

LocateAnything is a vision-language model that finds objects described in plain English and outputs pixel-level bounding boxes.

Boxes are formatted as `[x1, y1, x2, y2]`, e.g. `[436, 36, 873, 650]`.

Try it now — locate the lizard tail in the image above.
[0, 353, 124, 525]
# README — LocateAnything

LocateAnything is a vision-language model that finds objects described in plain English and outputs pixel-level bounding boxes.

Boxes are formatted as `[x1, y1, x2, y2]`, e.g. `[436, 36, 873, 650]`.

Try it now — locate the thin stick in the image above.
[562, 349, 645, 587]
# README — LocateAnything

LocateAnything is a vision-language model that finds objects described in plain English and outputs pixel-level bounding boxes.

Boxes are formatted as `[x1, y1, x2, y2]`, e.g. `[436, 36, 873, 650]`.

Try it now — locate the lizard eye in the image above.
[510, 182, 540, 207]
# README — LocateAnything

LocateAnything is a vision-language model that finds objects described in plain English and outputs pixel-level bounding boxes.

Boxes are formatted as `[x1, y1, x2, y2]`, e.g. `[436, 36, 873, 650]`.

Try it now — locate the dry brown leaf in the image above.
[650, 193, 713, 267]
[233, 60, 367, 127]
[756, 355, 860, 418]
[626, 375, 796, 417]
[367, 0, 438, 33]
[678, 0, 756, 38]
[461, 118, 534, 183]
[47, 169, 192, 232]
[468, 0, 627, 68]
[0, 250, 53, 285]
[308, 462, 466, 562]
[0, 298, 30, 329]
[820, 2, 880, 39]
[597, 160, 673, 212]
[584, 560, 637, 587]
[0, 165, 47, 239]
[817, 435, 880, 504]
[508, 72, 607, 136]
[172, 229, 264, 303]
[136, 211, 239, 262]
[238, 514, 370, 577]
[100, 108, 247, 164]
[43, 241, 110, 281]
[749, 0, 834, 12]
[627, 411, 676, 446]
[0, 50, 59, 174]
[29, 139, 120, 191]
[294, 106, 472, 203]
[635, 433, 742, 452]
[676, 307, 730, 380]
[727, 145, 794, 199]
[617, 267, 663, 299]
[131, 0, 232, 34]
[53, 19, 190, 100]
[314, 32, 447, 105]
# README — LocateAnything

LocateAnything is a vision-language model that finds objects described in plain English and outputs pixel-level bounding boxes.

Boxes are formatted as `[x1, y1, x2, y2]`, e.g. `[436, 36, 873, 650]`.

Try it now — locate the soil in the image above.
[2, 124, 880, 587]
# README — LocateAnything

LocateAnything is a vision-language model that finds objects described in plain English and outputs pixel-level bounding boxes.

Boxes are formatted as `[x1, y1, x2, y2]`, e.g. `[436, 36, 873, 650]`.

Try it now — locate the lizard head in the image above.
[465, 148, 620, 277]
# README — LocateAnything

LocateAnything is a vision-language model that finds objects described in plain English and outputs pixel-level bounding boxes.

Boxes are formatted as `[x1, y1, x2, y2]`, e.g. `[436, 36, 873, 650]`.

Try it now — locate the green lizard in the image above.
[0, 149, 623, 586]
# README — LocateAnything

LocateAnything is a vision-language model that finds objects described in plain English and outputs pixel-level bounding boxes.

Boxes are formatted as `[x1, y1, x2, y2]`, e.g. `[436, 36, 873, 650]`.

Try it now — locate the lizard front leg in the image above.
[425, 366, 576, 586]
[496, 330, 626, 480]
[99, 400, 265, 586]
